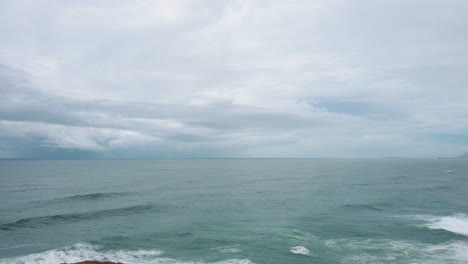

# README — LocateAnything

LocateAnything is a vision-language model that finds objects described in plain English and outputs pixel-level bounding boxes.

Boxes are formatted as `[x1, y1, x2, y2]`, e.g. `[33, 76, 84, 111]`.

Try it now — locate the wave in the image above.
[0, 204, 155, 231]
[423, 214, 468, 236]
[0, 244, 47, 252]
[426, 185, 454, 191]
[49, 192, 131, 203]
[2, 240, 468, 263]
[341, 203, 385, 211]
[219, 248, 242, 253]
[389, 175, 407, 180]
[290, 246, 310, 256]
[325, 239, 468, 263]
[0, 243, 254, 264]
[10, 187, 43, 193]
[212, 245, 242, 253]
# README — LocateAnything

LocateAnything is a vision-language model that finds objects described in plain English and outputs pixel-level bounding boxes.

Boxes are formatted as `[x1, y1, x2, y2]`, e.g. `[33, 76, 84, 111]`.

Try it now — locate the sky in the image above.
[1, 0, 468, 158]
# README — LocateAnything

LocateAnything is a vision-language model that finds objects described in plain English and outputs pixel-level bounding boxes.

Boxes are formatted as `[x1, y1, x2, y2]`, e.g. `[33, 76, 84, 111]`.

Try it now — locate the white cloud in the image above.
[0, 120, 159, 152]
[0, 0, 468, 158]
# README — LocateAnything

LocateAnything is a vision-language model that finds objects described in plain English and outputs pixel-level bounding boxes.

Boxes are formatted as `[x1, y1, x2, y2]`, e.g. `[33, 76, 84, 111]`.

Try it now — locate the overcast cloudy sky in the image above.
[1, 0, 468, 158]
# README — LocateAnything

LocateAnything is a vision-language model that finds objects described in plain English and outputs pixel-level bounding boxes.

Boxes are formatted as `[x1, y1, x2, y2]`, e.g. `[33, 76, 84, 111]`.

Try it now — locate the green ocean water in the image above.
[0, 159, 467, 264]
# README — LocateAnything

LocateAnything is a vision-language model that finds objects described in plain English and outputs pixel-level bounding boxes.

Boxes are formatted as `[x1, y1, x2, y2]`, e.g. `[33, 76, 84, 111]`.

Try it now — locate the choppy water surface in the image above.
[1, 159, 467, 263]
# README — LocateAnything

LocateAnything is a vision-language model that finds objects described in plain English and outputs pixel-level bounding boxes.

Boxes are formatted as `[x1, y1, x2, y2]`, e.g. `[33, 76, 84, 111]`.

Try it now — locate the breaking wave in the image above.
[424, 214, 468, 236]
[290, 246, 310, 256]
[0, 243, 254, 264]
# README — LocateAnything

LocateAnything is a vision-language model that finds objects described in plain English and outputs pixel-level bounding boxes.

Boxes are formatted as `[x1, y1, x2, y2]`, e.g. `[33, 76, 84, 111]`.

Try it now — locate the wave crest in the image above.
[425, 214, 468, 236]
[290, 246, 310, 256]
[0, 243, 254, 264]
[0, 205, 155, 231]
[50, 192, 131, 203]
[341, 203, 385, 211]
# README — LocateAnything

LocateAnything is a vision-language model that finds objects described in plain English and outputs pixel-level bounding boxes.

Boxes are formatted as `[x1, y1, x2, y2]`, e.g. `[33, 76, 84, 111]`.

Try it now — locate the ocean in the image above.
[0, 159, 467, 264]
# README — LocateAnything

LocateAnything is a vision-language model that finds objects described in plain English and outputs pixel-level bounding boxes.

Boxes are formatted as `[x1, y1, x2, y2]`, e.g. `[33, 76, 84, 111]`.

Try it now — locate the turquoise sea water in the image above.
[0, 159, 467, 264]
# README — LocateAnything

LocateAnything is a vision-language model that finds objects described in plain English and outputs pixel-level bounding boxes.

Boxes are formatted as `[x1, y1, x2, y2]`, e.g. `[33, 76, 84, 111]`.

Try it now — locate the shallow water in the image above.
[1, 159, 467, 263]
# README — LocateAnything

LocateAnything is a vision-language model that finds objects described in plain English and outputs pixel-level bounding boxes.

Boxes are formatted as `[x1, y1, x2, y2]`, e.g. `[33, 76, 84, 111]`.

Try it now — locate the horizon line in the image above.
[0, 157, 448, 160]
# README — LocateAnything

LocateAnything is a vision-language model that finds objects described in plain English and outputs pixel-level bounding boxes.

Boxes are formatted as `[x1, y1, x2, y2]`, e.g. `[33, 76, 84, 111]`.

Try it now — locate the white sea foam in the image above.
[212, 245, 242, 253]
[219, 248, 242, 253]
[424, 213, 468, 236]
[0, 243, 254, 264]
[290, 246, 310, 256]
[326, 239, 468, 263]
[213, 245, 242, 253]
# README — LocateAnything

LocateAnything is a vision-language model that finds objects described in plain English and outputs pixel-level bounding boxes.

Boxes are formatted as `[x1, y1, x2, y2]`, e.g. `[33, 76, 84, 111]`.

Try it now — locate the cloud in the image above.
[1, 0, 468, 158]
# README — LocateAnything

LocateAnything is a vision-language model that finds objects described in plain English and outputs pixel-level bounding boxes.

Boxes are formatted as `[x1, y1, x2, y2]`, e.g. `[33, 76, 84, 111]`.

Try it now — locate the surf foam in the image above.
[290, 246, 310, 256]
[326, 239, 468, 263]
[425, 214, 468, 236]
[0, 243, 254, 264]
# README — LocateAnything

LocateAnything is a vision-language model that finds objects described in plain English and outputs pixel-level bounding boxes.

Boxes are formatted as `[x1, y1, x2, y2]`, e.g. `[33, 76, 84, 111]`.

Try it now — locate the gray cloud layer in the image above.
[1, 0, 468, 158]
